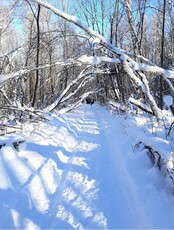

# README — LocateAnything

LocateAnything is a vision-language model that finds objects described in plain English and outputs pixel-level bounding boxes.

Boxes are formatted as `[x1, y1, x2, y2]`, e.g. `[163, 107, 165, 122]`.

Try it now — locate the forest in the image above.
[0, 0, 174, 124]
[1, 1, 174, 228]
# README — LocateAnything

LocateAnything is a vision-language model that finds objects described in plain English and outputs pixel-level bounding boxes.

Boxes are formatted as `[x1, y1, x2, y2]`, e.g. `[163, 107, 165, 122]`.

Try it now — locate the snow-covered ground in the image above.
[0, 104, 174, 229]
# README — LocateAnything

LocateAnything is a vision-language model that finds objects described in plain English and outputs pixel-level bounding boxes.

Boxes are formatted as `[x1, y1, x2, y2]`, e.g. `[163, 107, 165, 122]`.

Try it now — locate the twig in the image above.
[167, 121, 174, 137]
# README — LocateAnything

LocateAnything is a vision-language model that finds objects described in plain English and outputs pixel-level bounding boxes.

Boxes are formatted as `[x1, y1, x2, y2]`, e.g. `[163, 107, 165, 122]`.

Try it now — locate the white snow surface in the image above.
[0, 104, 174, 229]
[77, 55, 120, 65]
[164, 95, 173, 107]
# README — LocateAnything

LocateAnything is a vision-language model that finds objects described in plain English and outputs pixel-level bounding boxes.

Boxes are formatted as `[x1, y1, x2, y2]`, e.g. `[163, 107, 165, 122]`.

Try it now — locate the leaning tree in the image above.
[0, 0, 174, 122]
[29, 0, 174, 120]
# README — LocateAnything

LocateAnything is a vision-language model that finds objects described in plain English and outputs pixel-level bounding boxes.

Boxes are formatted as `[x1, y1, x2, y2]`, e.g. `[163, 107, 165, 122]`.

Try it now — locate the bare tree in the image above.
[0, 0, 174, 123]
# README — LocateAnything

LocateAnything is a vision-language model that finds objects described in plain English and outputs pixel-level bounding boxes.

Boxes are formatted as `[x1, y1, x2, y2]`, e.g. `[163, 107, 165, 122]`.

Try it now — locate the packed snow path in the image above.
[1, 104, 174, 229]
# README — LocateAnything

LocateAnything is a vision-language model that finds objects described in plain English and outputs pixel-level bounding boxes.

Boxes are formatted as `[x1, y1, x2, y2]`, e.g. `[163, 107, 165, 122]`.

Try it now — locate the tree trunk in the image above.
[124, 0, 139, 59]
[160, 0, 166, 110]
[32, 4, 40, 107]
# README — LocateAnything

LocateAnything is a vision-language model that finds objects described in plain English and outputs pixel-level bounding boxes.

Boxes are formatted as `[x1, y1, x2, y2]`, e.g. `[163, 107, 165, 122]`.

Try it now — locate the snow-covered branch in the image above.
[1, 53, 173, 86]
[44, 67, 93, 112]
[77, 55, 121, 65]
[0, 60, 82, 84]
[141, 143, 174, 187]
[0, 0, 172, 121]
[0, 45, 23, 59]
[129, 97, 153, 115]
[131, 62, 174, 79]
[0, 105, 45, 120]
[106, 100, 127, 113]
[122, 59, 162, 120]
[30, 0, 174, 79]
[57, 88, 102, 114]
[0, 56, 119, 85]
[0, 88, 12, 105]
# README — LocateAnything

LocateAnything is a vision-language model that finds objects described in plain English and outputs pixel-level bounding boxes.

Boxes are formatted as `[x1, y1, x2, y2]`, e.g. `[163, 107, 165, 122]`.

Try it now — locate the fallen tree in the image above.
[27, 0, 174, 120]
[0, 0, 174, 121]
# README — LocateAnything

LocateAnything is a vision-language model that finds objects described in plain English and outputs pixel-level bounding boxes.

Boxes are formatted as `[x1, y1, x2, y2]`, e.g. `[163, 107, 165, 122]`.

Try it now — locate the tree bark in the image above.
[32, 4, 41, 107]
[160, 0, 166, 110]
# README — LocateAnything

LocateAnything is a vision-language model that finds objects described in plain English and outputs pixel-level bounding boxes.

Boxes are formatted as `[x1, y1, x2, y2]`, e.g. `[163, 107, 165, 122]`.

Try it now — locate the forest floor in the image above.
[0, 104, 174, 229]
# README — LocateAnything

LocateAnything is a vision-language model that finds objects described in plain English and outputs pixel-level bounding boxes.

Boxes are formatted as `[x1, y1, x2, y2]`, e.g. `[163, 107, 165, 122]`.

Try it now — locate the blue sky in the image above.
[2, 0, 172, 39]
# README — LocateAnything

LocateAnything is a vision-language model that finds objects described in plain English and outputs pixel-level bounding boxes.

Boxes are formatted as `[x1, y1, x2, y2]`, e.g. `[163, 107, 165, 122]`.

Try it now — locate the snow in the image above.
[123, 59, 162, 120]
[164, 95, 173, 107]
[131, 62, 174, 79]
[89, 37, 100, 50]
[0, 104, 174, 229]
[129, 97, 153, 113]
[77, 55, 121, 65]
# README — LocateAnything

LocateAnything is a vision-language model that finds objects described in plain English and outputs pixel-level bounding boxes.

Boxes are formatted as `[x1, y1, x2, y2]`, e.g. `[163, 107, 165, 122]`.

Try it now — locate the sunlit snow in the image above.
[0, 104, 174, 229]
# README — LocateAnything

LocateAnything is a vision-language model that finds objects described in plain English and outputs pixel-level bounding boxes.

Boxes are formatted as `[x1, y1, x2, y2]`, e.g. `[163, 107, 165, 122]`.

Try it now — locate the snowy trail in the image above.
[93, 107, 174, 228]
[97, 121, 152, 228]
[0, 104, 174, 229]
